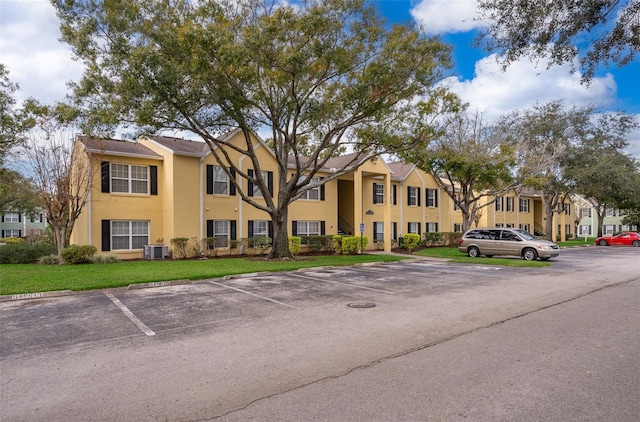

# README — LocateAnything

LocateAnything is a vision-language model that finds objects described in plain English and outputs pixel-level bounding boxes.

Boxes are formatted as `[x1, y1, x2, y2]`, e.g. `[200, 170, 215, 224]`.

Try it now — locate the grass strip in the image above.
[0, 254, 405, 295]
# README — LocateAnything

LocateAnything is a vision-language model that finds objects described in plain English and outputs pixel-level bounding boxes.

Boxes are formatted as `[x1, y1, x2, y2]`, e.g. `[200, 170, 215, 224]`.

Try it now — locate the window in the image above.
[580, 225, 592, 235]
[454, 224, 462, 233]
[2, 212, 20, 223]
[426, 222, 438, 233]
[519, 198, 530, 213]
[408, 222, 421, 234]
[606, 208, 615, 217]
[110, 163, 149, 194]
[390, 185, 397, 205]
[297, 221, 321, 236]
[111, 221, 149, 250]
[506, 224, 514, 228]
[426, 189, 437, 207]
[301, 177, 320, 200]
[2, 229, 21, 238]
[580, 208, 591, 218]
[495, 197, 503, 212]
[251, 170, 267, 197]
[30, 214, 44, 223]
[212, 166, 229, 195]
[565, 224, 571, 235]
[211, 220, 230, 247]
[604, 225, 615, 235]
[251, 220, 268, 237]
[373, 221, 384, 242]
[408, 186, 419, 206]
[373, 183, 384, 204]
[519, 223, 530, 233]
[506, 197, 514, 212]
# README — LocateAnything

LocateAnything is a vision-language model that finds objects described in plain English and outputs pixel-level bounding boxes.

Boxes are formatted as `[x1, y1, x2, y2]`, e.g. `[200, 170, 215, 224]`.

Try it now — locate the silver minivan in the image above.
[458, 228, 560, 261]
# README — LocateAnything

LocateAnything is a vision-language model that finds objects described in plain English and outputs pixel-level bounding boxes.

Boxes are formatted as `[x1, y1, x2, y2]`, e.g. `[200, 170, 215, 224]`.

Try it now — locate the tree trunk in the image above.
[596, 207, 605, 237]
[544, 199, 555, 241]
[54, 227, 65, 263]
[268, 208, 292, 259]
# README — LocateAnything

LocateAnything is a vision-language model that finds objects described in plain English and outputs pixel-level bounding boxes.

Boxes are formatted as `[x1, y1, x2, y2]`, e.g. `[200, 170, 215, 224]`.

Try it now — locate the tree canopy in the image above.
[52, 0, 456, 258]
[402, 109, 516, 232]
[477, 0, 640, 81]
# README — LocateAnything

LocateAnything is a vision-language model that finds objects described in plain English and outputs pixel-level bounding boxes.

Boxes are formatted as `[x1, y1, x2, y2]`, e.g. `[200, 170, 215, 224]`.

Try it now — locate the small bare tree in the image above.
[22, 122, 94, 261]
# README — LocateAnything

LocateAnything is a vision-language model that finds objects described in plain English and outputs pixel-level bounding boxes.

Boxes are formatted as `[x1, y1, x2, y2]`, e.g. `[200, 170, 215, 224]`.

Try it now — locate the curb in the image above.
[0, 290, 74, 302]
[127, 279, 192, 289]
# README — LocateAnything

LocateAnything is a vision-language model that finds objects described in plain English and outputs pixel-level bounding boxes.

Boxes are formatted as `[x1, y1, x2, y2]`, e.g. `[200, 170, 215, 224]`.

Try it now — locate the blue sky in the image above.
[1, 0, 639, 157]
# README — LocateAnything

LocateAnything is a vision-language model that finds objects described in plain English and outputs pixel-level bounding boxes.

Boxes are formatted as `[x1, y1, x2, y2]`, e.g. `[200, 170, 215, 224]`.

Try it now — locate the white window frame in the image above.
[212, 166, 229, 195]
[408, 187, 418, 206]
[426, 222, 438, 233]
[604, 225, 615, 235]
[374, 221, 384, 242]
[301, 177, 320, 200]
[506, 197, 514, 212]
[519, 223, 530, 233]
[374, 183, 384, 204]
[111, 220, 149, 250]
[605, 208, 615, 217]
[297, 221, 320, 236]
[495, 197, 503, 211]
[453, 224, 462, 233]
[3, 229, 21, 238]
[3, 212, 20, 223]
[252, 220, 268, 237]
[408, 222, 419, 234]
[519, 198, 530, 213]
[212, 220, 230, 247]
[111, 163, 149, 194]
[426, 189, 436, 207]
[252, 170, 268, 197]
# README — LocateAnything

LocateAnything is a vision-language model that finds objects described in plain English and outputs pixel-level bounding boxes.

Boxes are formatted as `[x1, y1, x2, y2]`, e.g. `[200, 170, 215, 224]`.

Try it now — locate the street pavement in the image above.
[0, 247, 638, 421]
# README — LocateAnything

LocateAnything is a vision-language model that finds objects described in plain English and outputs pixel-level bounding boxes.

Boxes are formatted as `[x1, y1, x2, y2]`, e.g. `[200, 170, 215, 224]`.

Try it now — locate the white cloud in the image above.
[411, 0, 481, 34]
[0, 0, 84, 104]
[440, 54, 618, 120]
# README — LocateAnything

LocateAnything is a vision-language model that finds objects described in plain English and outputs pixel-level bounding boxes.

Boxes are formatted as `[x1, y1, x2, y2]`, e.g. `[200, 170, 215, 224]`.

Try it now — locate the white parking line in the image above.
[207, 281, 295, 308]
[105, 292, 156, 336]
[291, 273, 395, 294]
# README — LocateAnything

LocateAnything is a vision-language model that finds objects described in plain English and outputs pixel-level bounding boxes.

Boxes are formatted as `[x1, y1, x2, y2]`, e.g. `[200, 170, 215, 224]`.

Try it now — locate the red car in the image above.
[595, 231, 640, 247]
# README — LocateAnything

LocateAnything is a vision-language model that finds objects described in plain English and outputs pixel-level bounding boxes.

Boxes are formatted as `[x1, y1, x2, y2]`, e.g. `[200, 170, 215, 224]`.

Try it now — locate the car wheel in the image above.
[467, 246, 480, 258]
[599, 239, 608, 246]
[522, 248, 538, 261]
[633, 240, 640, 247]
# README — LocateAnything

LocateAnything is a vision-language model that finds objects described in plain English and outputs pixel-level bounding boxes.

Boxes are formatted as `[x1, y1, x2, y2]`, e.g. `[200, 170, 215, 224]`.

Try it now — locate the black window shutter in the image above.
[230, 168, 236, 196]
[435, 190, 438, 208]
[268, 171, 274, 197]
[320, 221, 325, 235]
[408, 222, 411, 233]
[292, 221, 298, 236]
[1, 214, 3, 222]
[101, 220, 111, 251]
[206, 165, 213, 195]
[230, 220, 237, 240]
[18, 213, 22, 222]
[320, 177, 325, 201]
[373, 222, 377, 241]
[101, 161, 110, 193]
[392, 185, 397, 205]
[150, 165, 158, 195]
[268, 222, 273, 239]
[417, 188, 421, 207]
[206, 220, 213, 238]
[248, 220, 254, 238]
[1, 230, 4, 237]
[407, 186, 412, 205]
[248, 169, 254, 197]
[373, 183, 378, 204]
[18, 230, 22, 237]
[418, 223, 421, 237]
[435, 223, 439, 232]
[392, 222, 397, 240]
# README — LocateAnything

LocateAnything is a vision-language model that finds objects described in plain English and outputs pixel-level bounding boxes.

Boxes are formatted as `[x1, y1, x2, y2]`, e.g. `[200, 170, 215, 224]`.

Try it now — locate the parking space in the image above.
[1, 260, 509, 358]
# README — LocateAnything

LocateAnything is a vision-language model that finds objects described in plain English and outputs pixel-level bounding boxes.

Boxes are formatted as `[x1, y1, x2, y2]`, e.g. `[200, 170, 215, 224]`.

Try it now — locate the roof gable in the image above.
[79, 136, 163, 160]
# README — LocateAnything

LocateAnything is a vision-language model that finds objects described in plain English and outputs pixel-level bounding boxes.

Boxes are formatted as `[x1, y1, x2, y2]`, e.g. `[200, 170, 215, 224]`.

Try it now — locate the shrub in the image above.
[170, 237, 190, 259]
[301, 235, 334, 252]
[92, 254, 119, 264]
[288, 236, 301, 255]
[38, 254, 60, 265]
[337, 236, 368, 255]
[0, 243, 57, 264]
[3, 237, 25, 244]
[61, 245, 97, 264]
[421, 232, 443, 247]
[402, 233, 421, 251]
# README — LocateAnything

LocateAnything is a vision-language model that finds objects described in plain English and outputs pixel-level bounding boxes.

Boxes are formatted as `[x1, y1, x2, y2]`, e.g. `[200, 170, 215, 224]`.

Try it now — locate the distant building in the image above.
[1, 210, 47, 239]
[572, 194, 638, 236]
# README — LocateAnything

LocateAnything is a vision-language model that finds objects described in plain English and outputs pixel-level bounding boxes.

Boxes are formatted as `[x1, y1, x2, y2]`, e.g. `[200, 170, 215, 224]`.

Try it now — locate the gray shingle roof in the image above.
[79, 136, 162, 159]
[148, 136, 210, 156]
[387, 161, 415, 181]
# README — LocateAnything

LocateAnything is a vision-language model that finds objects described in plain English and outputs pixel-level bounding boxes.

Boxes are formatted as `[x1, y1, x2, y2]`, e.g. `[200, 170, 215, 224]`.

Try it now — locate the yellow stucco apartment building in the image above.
[70, 129, 571, 259]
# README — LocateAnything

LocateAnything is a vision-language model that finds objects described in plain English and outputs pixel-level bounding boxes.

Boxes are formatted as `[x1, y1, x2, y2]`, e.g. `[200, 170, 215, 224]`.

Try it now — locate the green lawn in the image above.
[0, 254, 405, 295]
[556, 237, 595, 248]
[415, 246, 551, 267]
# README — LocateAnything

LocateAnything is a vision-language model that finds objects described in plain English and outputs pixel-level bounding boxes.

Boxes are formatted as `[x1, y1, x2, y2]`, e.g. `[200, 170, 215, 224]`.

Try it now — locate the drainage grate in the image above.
[347, 302, 376, 309]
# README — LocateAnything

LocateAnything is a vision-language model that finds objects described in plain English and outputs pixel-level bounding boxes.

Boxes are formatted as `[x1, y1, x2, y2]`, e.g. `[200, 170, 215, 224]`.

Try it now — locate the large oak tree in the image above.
[52, 0, 455, 258]
[477, 0, 639, 81]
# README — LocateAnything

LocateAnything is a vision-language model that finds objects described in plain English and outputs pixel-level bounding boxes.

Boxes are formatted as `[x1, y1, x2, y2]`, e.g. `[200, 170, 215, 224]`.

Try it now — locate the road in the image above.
[1, 247, 638, 421]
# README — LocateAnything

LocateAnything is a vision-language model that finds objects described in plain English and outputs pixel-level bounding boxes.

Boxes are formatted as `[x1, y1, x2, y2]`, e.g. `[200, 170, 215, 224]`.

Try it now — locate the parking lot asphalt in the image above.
[1, 247, 638, 421]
